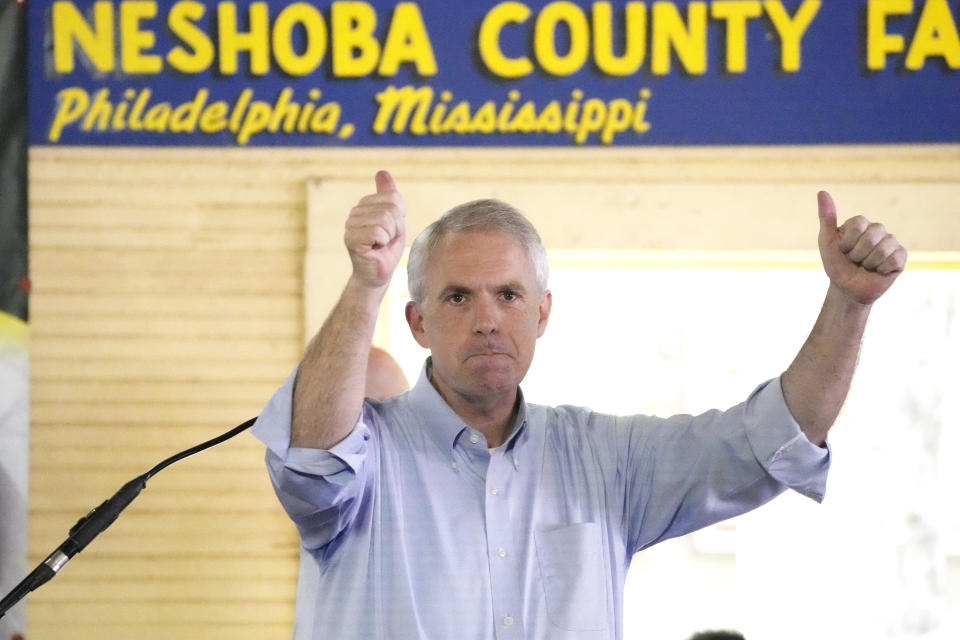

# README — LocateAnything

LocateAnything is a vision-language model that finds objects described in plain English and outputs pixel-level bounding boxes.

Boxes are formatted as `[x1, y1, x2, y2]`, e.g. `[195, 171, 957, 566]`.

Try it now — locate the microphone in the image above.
[0, 475, 146, 618]
[0, 416, 257, 619]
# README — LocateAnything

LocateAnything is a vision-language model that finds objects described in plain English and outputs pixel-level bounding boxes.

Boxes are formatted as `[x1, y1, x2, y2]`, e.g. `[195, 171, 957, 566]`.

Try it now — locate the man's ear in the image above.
[536, 290, 552, 338]
[405, 301, 430, 348]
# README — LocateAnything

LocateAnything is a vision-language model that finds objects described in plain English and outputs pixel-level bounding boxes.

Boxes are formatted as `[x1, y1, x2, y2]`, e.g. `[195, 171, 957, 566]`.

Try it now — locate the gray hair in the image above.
[407, 199, 549, 303]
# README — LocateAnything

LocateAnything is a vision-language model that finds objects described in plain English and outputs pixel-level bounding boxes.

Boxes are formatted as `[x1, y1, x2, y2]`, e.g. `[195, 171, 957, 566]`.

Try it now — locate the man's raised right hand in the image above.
[344, 170, 407, 290]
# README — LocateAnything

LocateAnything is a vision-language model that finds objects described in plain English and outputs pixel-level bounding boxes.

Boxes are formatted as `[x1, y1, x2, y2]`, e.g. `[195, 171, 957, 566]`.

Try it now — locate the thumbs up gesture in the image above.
[344, 170, 407, 290]
[817, 191, 907, 306]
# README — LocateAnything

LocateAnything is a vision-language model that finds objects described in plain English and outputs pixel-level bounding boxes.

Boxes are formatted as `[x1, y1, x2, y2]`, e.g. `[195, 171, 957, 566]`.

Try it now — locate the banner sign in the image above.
[28, 0, 960, 146]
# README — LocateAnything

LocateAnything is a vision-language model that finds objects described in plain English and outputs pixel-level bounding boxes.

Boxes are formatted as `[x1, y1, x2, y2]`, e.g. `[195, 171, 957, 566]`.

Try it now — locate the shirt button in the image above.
[503, 616, 514, 626]
[450, 461, 458, 470]
[469, 433, 481, 444]
[490, 488, 499, 496]
[497, 548, 507, 558]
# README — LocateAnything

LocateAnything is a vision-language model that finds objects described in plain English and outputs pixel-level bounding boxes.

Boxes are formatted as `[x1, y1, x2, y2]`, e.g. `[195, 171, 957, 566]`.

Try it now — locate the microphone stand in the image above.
[0, 415, 258, 619]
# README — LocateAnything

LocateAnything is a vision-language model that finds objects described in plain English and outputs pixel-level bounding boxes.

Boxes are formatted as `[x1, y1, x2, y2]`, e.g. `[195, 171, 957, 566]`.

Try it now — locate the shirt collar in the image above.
[408, 357, 528, 454]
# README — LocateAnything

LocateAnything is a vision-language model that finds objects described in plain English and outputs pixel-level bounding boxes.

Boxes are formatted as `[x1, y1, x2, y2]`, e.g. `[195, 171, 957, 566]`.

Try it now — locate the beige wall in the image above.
[28, 144, 960, 639]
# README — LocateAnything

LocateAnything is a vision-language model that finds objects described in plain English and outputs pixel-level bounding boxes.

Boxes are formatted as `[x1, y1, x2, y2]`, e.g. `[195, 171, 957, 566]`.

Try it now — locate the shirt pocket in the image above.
[535, 522, 607, 632]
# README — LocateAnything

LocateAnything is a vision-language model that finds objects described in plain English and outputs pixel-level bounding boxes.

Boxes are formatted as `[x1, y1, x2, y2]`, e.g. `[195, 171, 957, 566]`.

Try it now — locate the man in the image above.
[253, 171, 906, 640]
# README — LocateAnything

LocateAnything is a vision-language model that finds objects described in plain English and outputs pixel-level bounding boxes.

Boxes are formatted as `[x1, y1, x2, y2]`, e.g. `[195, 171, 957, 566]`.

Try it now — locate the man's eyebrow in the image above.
[499, 281, 527, 293]
[435, 284, 472, 299]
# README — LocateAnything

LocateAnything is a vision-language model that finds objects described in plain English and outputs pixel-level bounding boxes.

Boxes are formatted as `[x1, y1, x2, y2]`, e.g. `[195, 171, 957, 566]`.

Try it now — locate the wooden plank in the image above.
[31, 337, 299, 360]
[30, 181, 303, 208]
[25, 601, 293, 624]
[30, 315, 301, 339]
[28, 578, 296, 602]
[31, 380, 285, 404]
[29, 144, 960, 182]
[22, 556, 298, 580]
[30, 468, 277, 495]
[309, 178, 960, 252]
[25, 623, 293, 640]
[28, 293, 300, 317]
[30, 272, 301, 296]
[30, 358, 295, 382]
[29, 513, 294, 551]
[31, 445, 266, 471]
[28, 489, 288, 514]
[30, 403, 272, 426]
[28, 424, 274, 448]
[30, 227, 303, 251]
[30, 203, 303, 231]
[30, 247, 300, 276]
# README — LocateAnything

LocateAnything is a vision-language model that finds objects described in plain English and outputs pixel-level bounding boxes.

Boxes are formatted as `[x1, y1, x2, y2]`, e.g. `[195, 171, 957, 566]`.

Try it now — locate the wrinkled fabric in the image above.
[253, 360, 830, 640]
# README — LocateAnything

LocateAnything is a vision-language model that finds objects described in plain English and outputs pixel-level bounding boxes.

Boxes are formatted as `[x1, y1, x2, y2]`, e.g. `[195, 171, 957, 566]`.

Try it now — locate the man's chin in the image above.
[468, 366, 522, 394]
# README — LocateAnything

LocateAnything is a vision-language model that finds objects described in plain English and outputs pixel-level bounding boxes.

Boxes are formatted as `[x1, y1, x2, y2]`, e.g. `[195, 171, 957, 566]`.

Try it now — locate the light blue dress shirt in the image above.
[253, 360, 830, 640]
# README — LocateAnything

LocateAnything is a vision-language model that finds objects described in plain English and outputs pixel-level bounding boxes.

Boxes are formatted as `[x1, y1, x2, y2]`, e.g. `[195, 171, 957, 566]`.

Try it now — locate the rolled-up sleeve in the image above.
[252, 368, 375, 551]
[743, 376, 831, 502]
[619, 376, 831, 554]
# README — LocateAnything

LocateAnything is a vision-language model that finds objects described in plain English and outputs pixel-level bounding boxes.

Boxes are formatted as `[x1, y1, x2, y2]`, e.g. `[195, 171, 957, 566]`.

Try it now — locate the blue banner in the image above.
[28, 0, 960, 146]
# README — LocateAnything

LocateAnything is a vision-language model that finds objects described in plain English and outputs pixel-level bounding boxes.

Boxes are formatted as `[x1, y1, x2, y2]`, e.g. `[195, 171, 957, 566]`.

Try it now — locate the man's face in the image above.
[405, 231, 551, 404]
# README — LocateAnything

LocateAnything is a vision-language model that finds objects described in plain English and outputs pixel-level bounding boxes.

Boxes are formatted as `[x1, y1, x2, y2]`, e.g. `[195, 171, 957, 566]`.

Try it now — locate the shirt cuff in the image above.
[286, 420, 371, 478]
[743, 377, 831, 502]
[252, 366, 372, 477]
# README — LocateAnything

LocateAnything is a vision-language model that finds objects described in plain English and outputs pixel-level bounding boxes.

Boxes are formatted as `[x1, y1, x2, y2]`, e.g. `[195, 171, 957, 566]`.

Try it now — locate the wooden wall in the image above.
[27, 145, 960, 639]
[28, 148, 305, 639]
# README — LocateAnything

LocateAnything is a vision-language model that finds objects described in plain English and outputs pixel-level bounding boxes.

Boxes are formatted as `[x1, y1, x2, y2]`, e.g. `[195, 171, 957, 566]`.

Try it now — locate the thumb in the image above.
[375, 170, 397, 194]
[817, 190, 837, 235]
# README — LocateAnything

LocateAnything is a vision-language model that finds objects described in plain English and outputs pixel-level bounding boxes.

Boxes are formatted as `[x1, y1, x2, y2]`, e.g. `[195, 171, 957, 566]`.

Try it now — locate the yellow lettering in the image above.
[711, 1, 762, 73]
[651, 1, 708, 75]
[120, 1, 162, 74]
[268, 87, 300, 131]
[218, 2, 270, 75]
[497, 90, 520, 130]
[230, 89, 254, 132]
[309, 103, 342, 134]
[564, 89, 583, 132]
[593, 2, 647, 76]
[379, 2, 438, 76]
[52, 1, 114, 74]
[443, 102, 472, 133]
[167, 1, 214, 73]
[535, 1, 590, 76]
[332, 2, 380, 77]
[200, 102, 229, 133]
[478, 2, 534, 78]
[867, 0, 913, 70]
[600, 98, 632, 143]
[427, 91, 452, 133]
[905, 0, 960, 69]
[237, 102, 271, 144]
[48, 87, 89, 142]
[129, 88, 150, 130]
[143, 102, 172, 131]
[536, 101, 563, 132]
[82, 88, 112, 131]
[575, 98, 606, 143]
[764, 0, 820, 72]
[372, 85, 433, 133]
[634, 88, 651, 132]
[470, 102, 498, 133]
[169, 89, 208, 132]
[273, 3, 328, 76]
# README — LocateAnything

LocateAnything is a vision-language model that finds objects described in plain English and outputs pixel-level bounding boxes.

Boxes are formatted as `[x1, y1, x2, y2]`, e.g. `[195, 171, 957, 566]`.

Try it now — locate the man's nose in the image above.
[472, 296, 499, 334]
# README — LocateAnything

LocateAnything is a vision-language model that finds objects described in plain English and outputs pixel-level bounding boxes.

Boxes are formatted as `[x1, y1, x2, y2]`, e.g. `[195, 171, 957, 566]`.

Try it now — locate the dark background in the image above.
[1, 0, 28, 321]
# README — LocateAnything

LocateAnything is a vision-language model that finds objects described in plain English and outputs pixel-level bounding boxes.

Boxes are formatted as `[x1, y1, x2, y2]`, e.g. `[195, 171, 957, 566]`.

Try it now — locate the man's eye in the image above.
[501, 291, 517, 301]
[448, 294, 465, 304]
